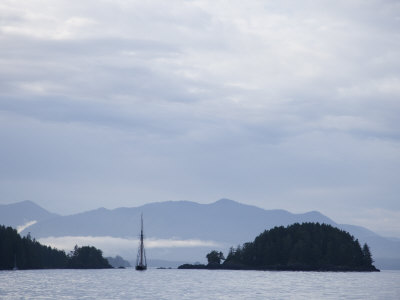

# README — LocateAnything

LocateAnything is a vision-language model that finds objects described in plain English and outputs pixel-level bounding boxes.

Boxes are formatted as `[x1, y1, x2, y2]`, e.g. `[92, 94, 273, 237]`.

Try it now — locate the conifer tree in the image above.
[362, 243, 373, 266]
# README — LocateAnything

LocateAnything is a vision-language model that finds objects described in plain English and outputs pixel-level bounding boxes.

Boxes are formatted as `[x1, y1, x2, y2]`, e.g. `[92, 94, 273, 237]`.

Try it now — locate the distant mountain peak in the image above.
[0, 200, 58, 230]
[19, 200, 36, 205]
[212, 198, 238, 205]
[2, 200, 50, 211]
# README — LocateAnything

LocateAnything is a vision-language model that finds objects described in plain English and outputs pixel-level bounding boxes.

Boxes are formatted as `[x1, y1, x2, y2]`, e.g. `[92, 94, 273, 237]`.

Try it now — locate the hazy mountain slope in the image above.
[4, 199, 399, 269]
[0, 200, 59, 230]
[21, 199, 336, 243]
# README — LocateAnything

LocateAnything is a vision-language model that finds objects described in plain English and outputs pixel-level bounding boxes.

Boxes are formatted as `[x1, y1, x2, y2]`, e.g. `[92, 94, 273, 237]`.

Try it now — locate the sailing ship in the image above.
[135, 214, 147, 271]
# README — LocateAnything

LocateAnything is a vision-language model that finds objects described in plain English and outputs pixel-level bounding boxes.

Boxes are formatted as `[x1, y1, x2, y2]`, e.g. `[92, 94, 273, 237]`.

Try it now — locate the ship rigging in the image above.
[135, 214, 147, 271]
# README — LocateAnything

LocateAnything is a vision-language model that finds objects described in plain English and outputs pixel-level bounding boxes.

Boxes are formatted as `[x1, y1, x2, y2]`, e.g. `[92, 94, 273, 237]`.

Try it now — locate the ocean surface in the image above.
[1, 269, 399, 299]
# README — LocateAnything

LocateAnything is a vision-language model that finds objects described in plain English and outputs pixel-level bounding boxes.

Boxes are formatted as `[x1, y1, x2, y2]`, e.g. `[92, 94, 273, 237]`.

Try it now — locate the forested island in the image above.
[0, 225, 111, 270]
[179, 223, 379, 272]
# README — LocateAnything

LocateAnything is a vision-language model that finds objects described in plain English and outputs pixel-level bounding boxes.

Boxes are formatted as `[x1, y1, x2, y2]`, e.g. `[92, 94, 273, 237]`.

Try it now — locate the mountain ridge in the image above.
[1, 199, 399, 269]
[0, 200, 59, 230]
[0, 199, 389, 241]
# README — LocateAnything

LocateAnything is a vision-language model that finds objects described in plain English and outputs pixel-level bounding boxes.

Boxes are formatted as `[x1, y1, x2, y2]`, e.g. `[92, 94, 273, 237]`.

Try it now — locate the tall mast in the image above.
[140, 214, 144, 265]
[136, 213, 147, 270]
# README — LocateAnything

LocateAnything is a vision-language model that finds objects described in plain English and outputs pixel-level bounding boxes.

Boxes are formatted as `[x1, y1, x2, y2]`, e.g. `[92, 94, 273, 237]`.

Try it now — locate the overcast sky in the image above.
[1, 0, 399, 237]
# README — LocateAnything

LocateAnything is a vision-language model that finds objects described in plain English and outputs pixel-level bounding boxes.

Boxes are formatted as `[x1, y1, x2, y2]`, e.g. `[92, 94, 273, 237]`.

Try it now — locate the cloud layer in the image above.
[39, 236, 221, 260]
[1, 1, 400, 236]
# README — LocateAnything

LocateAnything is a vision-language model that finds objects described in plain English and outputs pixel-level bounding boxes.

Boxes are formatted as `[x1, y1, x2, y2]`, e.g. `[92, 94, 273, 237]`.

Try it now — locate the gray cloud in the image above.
[38, 236, 221, 260]
[1, 0, 399, 236]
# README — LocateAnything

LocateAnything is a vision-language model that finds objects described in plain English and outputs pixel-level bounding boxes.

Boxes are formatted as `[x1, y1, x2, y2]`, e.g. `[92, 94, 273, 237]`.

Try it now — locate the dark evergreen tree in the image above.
[0, 225, 111, 270]
[362, 243, 373, 266]
[206, 250, 225, 265]
[223, 223, 379, 271]
[0, 225, 68, 269]
[68, 245, 111, 269]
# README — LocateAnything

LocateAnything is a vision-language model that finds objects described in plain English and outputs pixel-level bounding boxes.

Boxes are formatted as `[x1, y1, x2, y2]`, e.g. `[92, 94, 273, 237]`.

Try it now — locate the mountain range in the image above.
[1, 199, 399, 269]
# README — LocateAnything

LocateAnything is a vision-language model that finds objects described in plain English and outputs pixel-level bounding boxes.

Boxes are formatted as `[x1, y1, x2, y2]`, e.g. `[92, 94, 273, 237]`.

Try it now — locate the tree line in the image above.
[0, 225, 111, 270]
[180, 223, 378, 271]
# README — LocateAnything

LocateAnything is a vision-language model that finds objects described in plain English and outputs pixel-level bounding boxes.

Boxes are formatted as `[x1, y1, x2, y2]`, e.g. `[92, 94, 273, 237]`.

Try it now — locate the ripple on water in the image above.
[0, 269, 399, 300]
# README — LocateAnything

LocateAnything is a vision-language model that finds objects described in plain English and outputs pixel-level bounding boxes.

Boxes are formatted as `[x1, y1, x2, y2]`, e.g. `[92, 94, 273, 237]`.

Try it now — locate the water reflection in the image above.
[0, 269, 399, 299]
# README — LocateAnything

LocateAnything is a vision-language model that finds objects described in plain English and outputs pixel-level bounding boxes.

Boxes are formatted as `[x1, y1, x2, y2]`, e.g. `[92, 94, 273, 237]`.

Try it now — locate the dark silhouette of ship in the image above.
[135, 214, 147, 271]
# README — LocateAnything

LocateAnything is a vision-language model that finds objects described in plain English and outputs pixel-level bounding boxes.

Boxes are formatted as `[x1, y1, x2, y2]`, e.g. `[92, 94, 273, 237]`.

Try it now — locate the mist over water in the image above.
[1, 269, 399, 299]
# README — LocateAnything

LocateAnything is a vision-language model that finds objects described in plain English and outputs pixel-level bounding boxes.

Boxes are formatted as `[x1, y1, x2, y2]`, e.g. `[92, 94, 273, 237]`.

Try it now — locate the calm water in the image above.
[0, 269, 399, 299]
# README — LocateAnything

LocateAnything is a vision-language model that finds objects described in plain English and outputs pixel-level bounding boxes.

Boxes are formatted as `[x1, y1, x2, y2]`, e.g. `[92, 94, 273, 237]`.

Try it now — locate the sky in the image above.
[1, 0, 399, 237]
